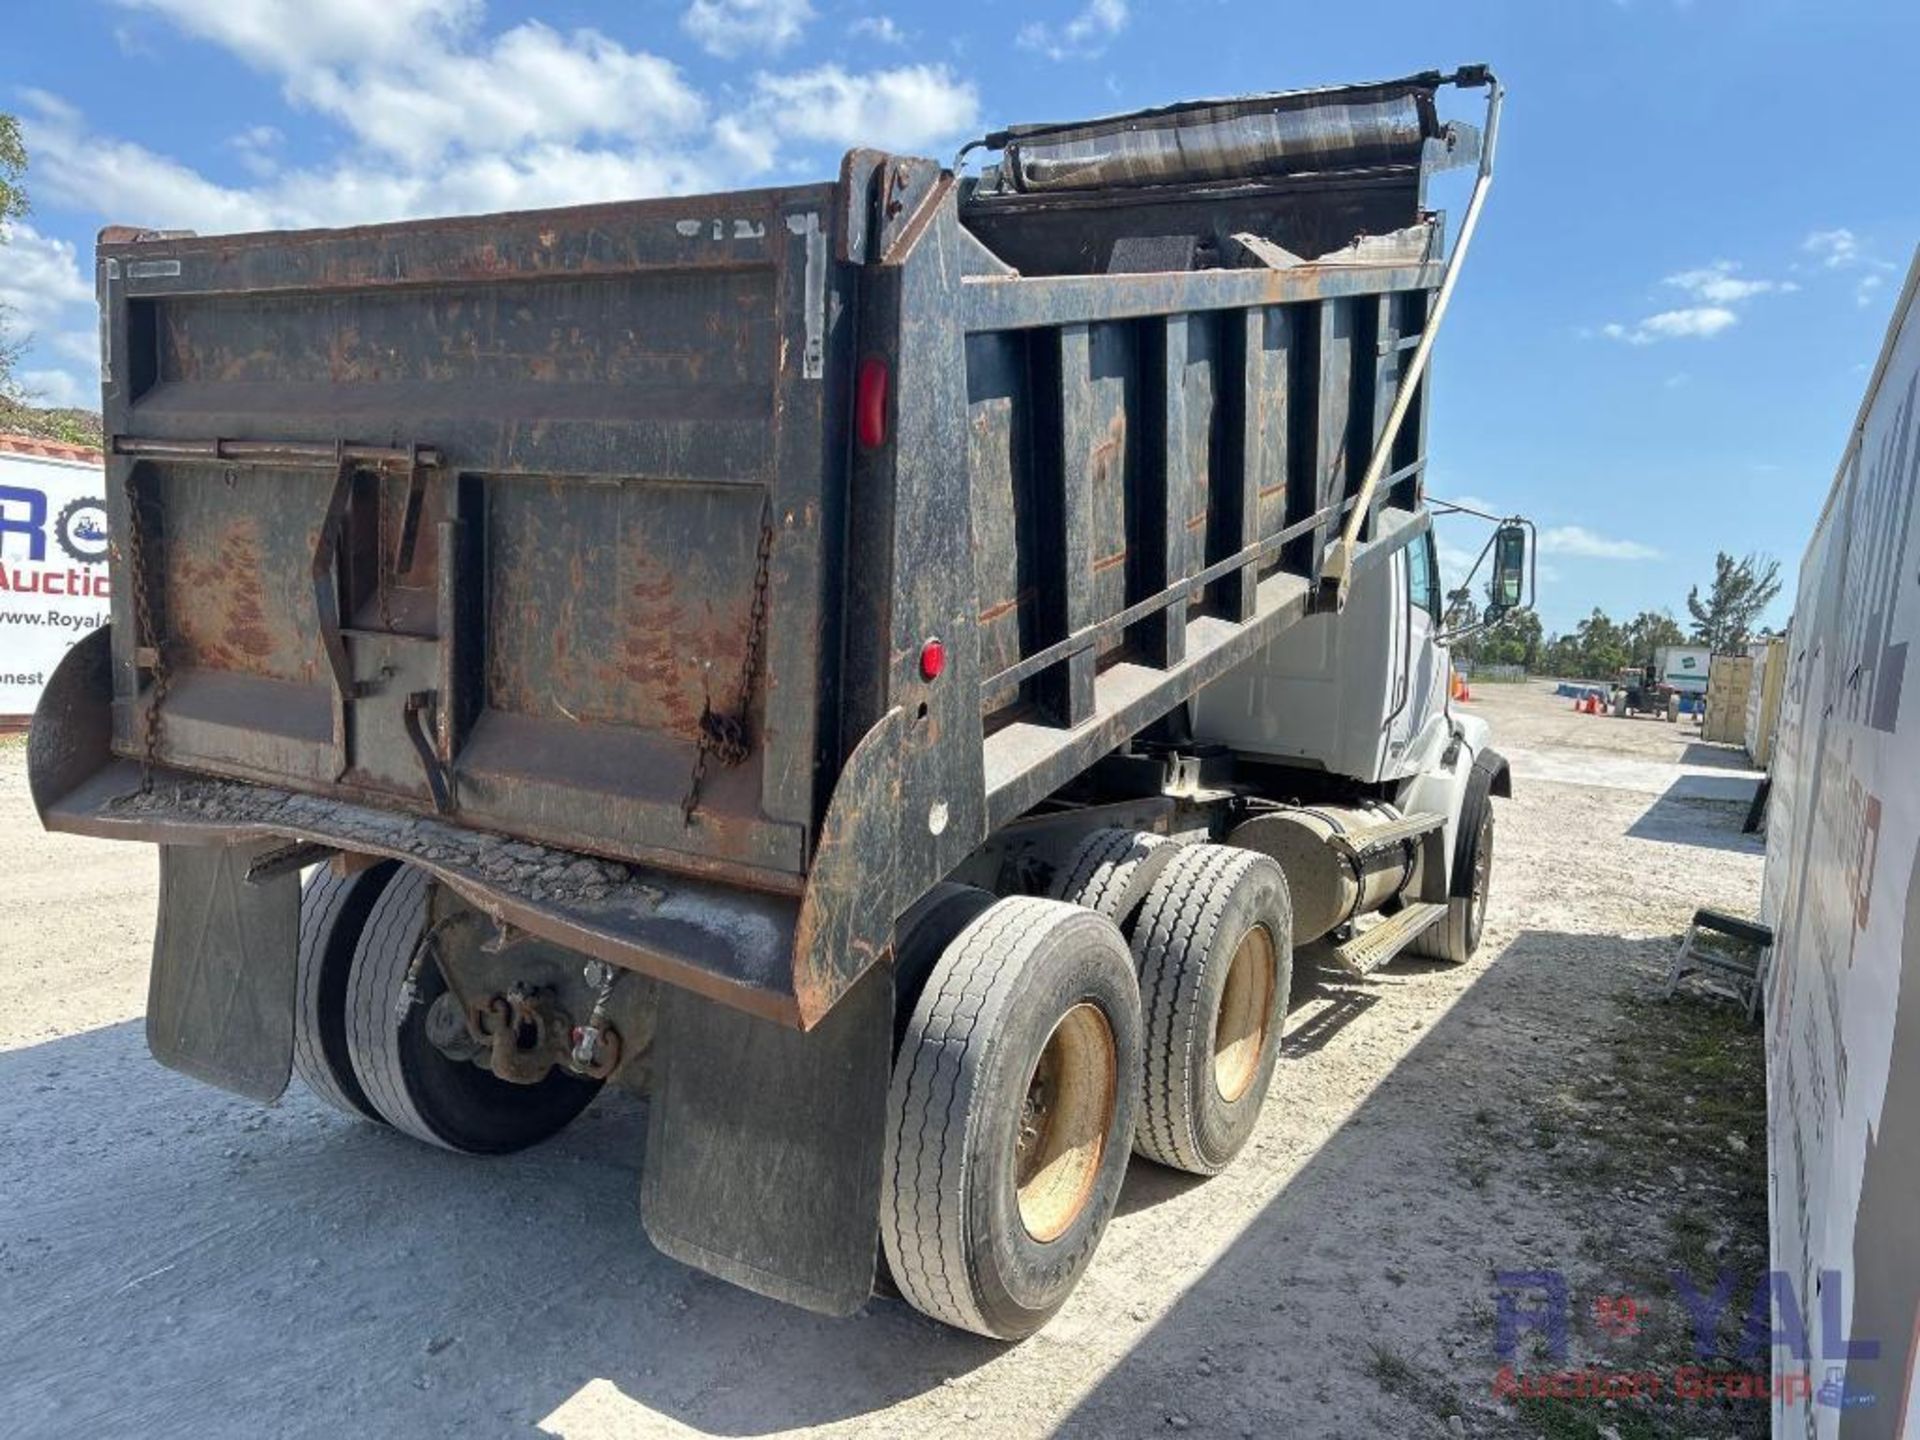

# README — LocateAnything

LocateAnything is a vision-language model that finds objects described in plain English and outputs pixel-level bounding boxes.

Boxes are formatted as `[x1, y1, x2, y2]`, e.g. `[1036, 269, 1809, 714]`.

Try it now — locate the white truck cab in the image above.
[1187, 510, 1523, 969]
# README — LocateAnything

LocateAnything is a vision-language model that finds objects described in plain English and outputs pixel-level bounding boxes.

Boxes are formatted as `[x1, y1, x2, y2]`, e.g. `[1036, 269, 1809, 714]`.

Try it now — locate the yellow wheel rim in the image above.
[1014, 1002, 1117, 1243]
[1213, 924, 1276, 1103]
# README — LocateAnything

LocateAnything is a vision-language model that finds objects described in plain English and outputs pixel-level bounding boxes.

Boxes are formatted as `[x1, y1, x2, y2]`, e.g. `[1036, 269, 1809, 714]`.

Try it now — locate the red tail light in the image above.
[919, 637, 946, 681]
[856, 357, 889, 450]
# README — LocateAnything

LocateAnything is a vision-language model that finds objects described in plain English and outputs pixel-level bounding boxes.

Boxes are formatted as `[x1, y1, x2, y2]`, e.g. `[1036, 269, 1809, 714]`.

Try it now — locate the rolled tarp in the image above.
[1000, 87, 1435, 194]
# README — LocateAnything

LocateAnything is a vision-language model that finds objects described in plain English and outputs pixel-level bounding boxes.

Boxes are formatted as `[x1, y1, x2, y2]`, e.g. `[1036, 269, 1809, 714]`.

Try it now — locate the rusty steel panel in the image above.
[150, 461, 330, 683]
[93, 182, 847, 891]
[483, 478, 763, 741]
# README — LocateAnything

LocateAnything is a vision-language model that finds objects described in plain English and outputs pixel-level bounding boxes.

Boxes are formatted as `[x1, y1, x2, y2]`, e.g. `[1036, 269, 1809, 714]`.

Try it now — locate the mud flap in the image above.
[642, 961, 892, 1315]
[146, 842, 301, 1103]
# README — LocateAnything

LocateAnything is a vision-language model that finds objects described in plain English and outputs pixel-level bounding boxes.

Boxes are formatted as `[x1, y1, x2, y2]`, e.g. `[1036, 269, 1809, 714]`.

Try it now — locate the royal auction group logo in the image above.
[54, 496, 109, 565]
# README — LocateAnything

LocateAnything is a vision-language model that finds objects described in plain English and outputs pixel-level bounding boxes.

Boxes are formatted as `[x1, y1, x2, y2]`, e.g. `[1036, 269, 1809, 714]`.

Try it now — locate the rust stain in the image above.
[169, 516, 281, 675]
[1088, 411, 1127, 487]
[595, 529, 752, 744]
[1092, 547, 1129, 574]
[977, 587, 1034, 625]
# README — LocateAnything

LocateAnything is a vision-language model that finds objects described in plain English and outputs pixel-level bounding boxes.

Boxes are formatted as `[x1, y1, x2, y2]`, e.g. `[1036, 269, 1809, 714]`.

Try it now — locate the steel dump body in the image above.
[35, 77, 1479, 1030]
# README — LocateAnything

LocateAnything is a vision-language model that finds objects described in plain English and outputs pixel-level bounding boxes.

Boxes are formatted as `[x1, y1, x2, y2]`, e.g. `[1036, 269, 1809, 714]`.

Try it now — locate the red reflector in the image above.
[919, 637, 946, 681]
[856, 357, 889, 449]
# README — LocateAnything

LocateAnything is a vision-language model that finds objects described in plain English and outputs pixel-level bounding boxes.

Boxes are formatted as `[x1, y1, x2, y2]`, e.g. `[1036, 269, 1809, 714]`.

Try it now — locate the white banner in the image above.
[0, 438, 110, 719]
[1765, 249, 1920, 1436]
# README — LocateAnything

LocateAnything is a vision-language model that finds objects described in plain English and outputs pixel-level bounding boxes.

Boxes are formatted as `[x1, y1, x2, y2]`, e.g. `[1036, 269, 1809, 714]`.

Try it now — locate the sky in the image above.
[2, 0, 1915, 635]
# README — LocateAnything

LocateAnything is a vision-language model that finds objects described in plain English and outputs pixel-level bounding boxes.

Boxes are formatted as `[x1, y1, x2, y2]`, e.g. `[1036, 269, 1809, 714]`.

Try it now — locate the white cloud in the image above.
[1018, 0, 1128, 60]
[1803, 228, 1859, 270]
[227, 124, 284, 178]
[1799, 227, 1899, 306]
[1663, 260, 1793, 305]
[27, 0, 983, 240]
[1605, 255, 1796, 347]
[1537, 526, 1661, 561]
[1436, 538, 1477, 596]
[1445, 493, 1508, 517]
[751, 64, 978, 151]
[0, 222, 100, 408]
[682, 0, 813, 58]
[0, 222, 94, 330]
[851, 15, 905, 44]
[119, 0, 476, 70]
[16, 368, 96, 409]
[1602, 306, 1738, 345]
[297, 24, 706, 168]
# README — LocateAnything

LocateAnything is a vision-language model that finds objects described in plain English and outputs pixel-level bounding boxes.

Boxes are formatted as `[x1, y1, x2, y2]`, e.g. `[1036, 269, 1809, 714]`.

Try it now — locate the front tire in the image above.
[881, 897, 1141, 1340]
[344, 866, 601, 1154]
[1130, 845, 1293, 1176]
[1410, 760, 1497, 964]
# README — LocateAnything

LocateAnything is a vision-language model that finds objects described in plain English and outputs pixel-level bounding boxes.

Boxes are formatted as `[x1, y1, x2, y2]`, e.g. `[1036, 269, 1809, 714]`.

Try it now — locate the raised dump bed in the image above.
[33, 66, 1512, 1334]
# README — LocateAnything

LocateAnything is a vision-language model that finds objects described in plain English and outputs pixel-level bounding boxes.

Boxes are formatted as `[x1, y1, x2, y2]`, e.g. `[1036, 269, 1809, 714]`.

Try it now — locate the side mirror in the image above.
[1488, 524, 1528, 617]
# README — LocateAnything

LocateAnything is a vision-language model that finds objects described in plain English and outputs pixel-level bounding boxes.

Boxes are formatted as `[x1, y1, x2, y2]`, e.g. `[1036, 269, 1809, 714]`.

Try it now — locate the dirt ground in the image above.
[0, 683, 1771, 1439]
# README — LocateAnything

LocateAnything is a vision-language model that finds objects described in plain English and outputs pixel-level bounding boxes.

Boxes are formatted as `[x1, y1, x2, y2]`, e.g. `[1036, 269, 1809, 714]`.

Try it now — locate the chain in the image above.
[125, 467, 168, 792]
[682, 503, 776, 824]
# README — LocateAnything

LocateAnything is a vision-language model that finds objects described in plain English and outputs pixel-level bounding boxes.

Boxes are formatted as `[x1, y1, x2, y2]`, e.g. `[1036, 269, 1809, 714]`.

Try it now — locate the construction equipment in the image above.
[29, 66, 1515, 1340]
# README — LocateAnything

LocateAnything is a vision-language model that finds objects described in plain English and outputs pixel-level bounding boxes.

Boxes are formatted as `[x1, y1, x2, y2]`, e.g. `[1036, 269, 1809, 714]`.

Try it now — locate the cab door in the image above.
[1389, 528, 1446, 768]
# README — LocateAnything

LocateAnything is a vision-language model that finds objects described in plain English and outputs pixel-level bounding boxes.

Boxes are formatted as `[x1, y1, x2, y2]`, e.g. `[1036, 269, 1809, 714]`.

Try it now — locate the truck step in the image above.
[1327, 811, 1444, 860]
[1322, 902, 1449, 977]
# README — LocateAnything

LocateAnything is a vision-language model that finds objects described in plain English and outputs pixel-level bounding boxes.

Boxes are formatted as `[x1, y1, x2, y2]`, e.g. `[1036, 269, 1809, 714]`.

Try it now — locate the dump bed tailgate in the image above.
[99, 186, 848, 888]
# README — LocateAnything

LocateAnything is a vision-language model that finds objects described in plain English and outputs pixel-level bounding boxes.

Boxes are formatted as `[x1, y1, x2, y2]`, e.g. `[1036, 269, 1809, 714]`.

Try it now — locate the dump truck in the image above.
[29, 66, 1520, 1340]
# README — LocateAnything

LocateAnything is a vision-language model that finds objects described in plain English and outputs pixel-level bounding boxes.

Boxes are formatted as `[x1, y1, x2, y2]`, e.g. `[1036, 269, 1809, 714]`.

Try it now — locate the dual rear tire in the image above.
[882, 897, 1140, 1340]
[295, 862, 600, 1153]
[883, 845, 1294, 1338]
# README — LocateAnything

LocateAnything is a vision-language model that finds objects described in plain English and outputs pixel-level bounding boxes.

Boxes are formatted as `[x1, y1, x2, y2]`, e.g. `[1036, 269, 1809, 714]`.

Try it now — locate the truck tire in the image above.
[882, 896, 1140, 1340]
[344, 866, 601, 1154]
[295, 860, 399, 1122]
[1129, 845, 1292, 1175]
[1047, 827, 1181, 929]
[889, 882, 996, 1050]
[1409, 761, 1496, 965]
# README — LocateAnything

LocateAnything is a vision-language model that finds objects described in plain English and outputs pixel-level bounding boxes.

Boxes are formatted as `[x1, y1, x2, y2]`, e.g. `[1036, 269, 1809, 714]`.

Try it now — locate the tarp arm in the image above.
[1315, 68, 1503, 614]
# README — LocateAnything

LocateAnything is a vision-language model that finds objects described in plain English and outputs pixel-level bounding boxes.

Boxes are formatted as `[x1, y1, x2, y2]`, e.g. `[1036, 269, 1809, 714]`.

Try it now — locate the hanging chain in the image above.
[125, 467, 168, 793]
[682, 503, 776, 824]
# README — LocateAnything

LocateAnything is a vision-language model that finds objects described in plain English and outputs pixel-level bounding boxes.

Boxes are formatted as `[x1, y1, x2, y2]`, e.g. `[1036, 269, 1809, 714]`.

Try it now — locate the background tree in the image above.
[1686, 551, 1782, 652]
[0, 122, 99, 445]
[1, 112, 30, 400]
[1476, 608, 1542, 669]
[1622, 609, 1686, 668]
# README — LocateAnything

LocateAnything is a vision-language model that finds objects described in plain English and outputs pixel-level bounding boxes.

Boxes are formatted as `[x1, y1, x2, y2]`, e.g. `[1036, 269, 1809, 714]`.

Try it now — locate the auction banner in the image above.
[0, 437, 110, 721]
[1763, 249, 1920, 1437]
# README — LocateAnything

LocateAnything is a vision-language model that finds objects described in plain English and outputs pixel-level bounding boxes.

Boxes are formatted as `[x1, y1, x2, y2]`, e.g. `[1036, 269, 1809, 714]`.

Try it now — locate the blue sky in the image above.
[3, 0, 1916, 635]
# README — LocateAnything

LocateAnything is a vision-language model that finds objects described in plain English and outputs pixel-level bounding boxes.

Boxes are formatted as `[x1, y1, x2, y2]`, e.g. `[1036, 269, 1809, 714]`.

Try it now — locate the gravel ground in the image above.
[0, 685, 1768, 1438]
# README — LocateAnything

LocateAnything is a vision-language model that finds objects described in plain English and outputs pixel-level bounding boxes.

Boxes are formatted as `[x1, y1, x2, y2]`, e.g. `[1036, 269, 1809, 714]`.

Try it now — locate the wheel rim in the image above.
[1467, 813, 1493, 949]
[1014, 1002, 1117, 1243]
[1213, 923, 1277, 1103]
